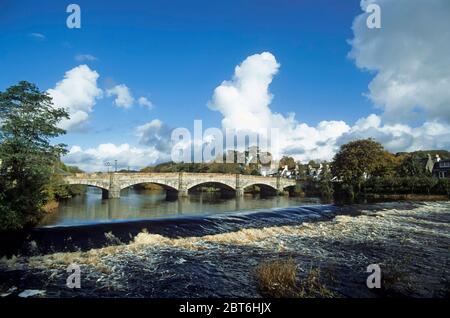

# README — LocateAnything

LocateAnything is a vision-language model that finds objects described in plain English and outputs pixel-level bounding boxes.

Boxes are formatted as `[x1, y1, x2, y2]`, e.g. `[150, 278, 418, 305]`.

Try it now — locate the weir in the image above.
[62, 172, 298, 199]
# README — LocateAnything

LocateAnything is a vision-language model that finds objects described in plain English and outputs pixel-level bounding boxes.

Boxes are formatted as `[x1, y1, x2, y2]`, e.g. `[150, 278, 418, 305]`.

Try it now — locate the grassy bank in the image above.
[365, 193, 449, 201]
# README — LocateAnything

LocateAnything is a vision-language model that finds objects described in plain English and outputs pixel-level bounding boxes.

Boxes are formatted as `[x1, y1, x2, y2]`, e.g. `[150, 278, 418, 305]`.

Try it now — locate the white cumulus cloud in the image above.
[208, 52, 353, 161]
[349, 0, 450, 123]
[48, 65, 103, 131]
[63, 143, 165, 172]
[138, 96, 153, 109]
[339, 114, 450, 154]
[208, 52, 281, 132]
[107, 84, 135, 109]
[136, 119, 172, 152]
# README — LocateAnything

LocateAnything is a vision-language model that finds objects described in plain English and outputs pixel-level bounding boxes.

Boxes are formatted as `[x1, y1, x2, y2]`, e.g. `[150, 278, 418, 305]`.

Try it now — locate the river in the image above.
[0, 190, 448, 298]
[39, 187, 324, 227]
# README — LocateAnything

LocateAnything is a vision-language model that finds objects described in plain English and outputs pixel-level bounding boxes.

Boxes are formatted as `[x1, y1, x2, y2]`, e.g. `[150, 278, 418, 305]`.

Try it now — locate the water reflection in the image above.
[40, 187, 323, 227]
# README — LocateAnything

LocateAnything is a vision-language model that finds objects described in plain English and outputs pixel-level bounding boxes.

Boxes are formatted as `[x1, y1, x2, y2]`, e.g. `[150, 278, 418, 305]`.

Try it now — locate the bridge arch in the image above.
[187, 181, 236, 192]
[119, 181, 178, 192]
[186, 180, 236, 191]
[241, 181, 278, 191]
[243, 182, 278, 196]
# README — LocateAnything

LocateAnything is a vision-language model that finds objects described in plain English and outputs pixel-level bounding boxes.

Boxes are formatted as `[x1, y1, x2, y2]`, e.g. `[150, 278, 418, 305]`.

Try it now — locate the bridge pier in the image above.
[178, 188, 188, 197]
[235, 174, 244, 197]
[102, 189, 109, 200]
[236, 187, 244, 197]
[108, 174, 121, 199]
[178, 172, 189, 197]
[276, 176, 284, 195]
[108, 188, 121, 199]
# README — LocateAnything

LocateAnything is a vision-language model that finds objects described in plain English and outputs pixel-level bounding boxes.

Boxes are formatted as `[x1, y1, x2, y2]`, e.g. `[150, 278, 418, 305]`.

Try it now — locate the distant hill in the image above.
[395, 150, 450, 160]
[141, 161, 243, 174]
[55, 162, 84, 174]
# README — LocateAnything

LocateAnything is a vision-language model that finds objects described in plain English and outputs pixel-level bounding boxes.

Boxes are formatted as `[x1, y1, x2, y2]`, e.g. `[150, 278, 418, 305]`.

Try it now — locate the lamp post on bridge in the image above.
[105, 161, 111, 173]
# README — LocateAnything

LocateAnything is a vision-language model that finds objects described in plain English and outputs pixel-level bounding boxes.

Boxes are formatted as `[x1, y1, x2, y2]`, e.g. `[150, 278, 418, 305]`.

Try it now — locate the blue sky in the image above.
[1, 1, 370, 141]
[1, 0, 449, 171]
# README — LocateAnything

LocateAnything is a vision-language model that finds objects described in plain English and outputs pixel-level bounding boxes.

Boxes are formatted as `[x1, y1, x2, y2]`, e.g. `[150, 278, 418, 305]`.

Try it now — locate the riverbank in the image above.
[0, 201, 448, 298]
[365, 193, 449, 201]
[41, 200, 59, 214]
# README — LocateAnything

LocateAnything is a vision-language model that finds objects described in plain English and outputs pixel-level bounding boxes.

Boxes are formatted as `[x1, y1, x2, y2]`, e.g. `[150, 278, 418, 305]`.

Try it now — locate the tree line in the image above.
[298, 139, 450, 202]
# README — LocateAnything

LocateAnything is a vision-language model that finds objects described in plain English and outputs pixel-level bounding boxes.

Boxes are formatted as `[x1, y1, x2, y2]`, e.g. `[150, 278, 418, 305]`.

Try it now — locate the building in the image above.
[425, 153, 450, 179]
[433, 159, 450, 179]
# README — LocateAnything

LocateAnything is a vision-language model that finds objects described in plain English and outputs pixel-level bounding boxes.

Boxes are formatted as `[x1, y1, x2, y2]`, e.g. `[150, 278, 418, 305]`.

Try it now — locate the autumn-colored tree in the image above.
[279, 156, 296, 170]
[372, 151, 401, 178]
[331, 139, 387, 195]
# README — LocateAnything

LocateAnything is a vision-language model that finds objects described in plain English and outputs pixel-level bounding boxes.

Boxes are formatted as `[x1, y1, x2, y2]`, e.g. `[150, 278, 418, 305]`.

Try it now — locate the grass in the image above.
[254, 259, 335, 298]
[254, 259, 298, 298]
[297, 267, 335, 298]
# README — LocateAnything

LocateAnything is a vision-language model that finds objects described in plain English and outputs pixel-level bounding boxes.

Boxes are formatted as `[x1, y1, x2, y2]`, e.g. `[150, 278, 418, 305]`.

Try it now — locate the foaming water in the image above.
[1, 201, 449, 298]
[7, 203, 342, 256]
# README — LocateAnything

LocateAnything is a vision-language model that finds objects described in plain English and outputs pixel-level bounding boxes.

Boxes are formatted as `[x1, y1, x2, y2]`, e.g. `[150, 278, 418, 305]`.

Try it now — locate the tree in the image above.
[318, 163, 333, 200]
[331, 139, 387, 195]
[0, 81, 69, 231]
[372, 151, 400, 178]
[279, 156, 296, 170]
[397, 153, 427, 177]
[44, 162, 86, 201]
[294, 162, 307, 178]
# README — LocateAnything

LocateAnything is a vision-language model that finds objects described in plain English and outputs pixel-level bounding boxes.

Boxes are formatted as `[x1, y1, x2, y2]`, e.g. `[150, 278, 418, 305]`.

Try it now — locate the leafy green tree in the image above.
[397, 153, 427, 177]
[307, 160, 320, 169]
[331, 139, 387, 196]
[295, 162, 308, 179]
[0, 81, 69, 231]
[318, 164, 333, 200]
[43, 162, 86, 201]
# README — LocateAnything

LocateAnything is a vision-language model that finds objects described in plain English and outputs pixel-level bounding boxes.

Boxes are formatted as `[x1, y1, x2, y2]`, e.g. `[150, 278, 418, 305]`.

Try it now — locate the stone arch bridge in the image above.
[62, 172, 298, 199]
